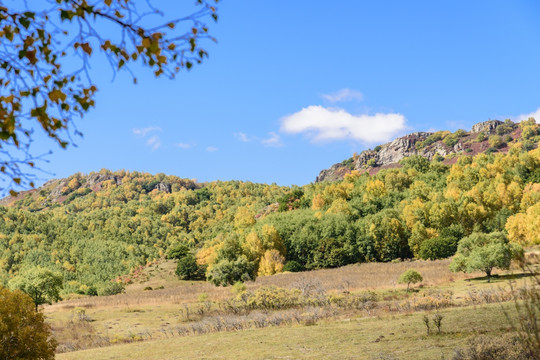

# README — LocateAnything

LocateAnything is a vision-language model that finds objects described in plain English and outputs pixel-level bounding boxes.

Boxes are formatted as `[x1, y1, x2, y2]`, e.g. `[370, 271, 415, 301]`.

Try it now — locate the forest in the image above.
[0, 119, 539, 295]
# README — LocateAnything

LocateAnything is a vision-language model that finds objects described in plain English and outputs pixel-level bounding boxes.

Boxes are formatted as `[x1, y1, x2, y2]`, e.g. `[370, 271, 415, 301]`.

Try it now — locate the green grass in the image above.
[57, 302, 516, 360]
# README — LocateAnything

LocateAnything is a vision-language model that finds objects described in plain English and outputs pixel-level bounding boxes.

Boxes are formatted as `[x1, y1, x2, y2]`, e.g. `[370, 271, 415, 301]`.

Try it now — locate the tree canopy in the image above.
[0, 0, 218, 192]
[9, 267, 63, 310]
[0, 286, 57, 359]
[450, 232, 523, 282]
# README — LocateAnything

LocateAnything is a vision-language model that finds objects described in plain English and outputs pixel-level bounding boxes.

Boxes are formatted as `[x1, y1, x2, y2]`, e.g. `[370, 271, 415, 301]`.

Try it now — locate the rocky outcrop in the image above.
[471, 120, 503, 134]
[86, 174, 121, 187]
[316, 119, 509, 182]
[154, 182, 171, 193]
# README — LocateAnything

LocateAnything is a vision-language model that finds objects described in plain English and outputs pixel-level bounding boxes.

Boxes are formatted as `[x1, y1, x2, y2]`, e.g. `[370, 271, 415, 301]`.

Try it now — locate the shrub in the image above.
[398, 269, 423, 292]
[207, 256, 255, 286]
[419, 236, 457, 260]
[176, 254, 206, 281]
[452, 334, 533, 360]
[476, 132, 486, 142]
[98, 282, 125, 296]
[485, 147, 497, 155]
[488, 135, 504, 148]
[283, 260, 304, 272]
[166, 243, 190, 260]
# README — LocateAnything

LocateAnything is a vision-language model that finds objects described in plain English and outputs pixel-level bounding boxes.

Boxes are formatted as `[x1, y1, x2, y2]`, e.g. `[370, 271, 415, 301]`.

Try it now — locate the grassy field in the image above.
[46, 255, 538, 359]
[56, 303, 517, 360]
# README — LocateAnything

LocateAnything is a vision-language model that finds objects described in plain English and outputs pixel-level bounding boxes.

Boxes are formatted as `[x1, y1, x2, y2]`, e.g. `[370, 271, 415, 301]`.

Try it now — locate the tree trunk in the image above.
[486, 269, 492, 283]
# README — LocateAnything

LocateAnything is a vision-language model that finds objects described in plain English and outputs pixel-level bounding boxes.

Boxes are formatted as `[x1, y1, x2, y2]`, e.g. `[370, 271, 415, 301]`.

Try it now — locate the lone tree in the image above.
[0, 286, 57, 359]
[450, 232, 523, 282]
[398, 269, 423, 292]
[0, 0, 218, 193]
[9, 267, 63, 311]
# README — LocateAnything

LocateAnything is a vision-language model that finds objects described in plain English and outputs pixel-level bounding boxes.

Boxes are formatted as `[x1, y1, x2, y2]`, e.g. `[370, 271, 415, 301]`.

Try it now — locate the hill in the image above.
[0, 118, 538, 295]
[316, 119, 526, 182]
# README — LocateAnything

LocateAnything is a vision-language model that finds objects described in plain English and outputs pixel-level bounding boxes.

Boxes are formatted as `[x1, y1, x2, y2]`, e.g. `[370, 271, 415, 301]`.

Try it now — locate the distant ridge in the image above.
[315, 119, 520, 182]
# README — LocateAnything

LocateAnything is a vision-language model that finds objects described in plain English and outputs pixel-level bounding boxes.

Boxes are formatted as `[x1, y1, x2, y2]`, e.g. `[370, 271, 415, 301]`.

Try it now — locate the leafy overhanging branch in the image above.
[0, 0, 219, 194]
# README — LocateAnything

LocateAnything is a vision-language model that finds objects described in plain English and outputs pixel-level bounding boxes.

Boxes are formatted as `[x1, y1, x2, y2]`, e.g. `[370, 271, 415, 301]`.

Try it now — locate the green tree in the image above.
[0, 286, 57, 359]
[398, 269, 423, 292]
[9, 267, 63, 311]
[206, 255, 255, 286]
[176, 254, 206, 280]
[450, 232, 522, 282]
[166, 243, 190, 260]
[0, 1, 218, 192]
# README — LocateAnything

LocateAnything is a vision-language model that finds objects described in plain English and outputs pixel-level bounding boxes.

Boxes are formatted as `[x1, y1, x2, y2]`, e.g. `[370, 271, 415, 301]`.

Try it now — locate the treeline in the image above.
[0, 120, 539, 292]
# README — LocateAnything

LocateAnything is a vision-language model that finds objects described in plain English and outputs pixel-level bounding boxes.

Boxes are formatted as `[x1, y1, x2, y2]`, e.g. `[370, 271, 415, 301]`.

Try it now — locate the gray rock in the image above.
[154, 182, 171, 193]
[471, 120, 503, 134]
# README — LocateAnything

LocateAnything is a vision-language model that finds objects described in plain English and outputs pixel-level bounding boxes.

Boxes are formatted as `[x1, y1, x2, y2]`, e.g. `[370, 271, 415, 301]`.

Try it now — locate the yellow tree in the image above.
[258, 250, 285, 276]
[261, 224, 286, 256]
[0, 287, 57, 359]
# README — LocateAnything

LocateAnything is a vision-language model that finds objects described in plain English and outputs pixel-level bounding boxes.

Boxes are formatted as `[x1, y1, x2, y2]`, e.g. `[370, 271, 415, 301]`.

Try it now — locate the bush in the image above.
[166, 243, 190, 260]
[485, 147, 497, 155]
[283, 260, 304, 272]
[419, 236, 457, 260]
[398, 269, 423, 292]
[176, 254, 206, 280]
[488, 135, 504, 148]
[476, 132, 486, 142]
[98, 282, 125, 296]
[452, 334, 533, 360]
[207, 256, 255, 286]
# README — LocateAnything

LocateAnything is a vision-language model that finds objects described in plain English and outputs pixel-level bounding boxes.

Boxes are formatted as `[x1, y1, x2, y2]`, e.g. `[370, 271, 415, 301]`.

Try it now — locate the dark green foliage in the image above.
[340, 157, 355, 170]
[0, 125, 537, 291]
[206, 256, 255, 286]
[400, 155, 431, 173]
[419, 236, 457, 260]
[167, 243, 190, 260]
[485, 147, 497, 154]
[416, 132, 445, 149]
[282, 260, 303, 272]
[98, 282, 125, 296]
[443, 129, 466, 148]
[176, 254, 206, 280]
[450, 232, 522, 282]
[278, 189, 305, 212]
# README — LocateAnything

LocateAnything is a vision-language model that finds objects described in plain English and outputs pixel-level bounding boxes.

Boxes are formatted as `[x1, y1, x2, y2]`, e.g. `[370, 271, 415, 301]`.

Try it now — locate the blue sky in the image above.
[31, 0, 540, 187]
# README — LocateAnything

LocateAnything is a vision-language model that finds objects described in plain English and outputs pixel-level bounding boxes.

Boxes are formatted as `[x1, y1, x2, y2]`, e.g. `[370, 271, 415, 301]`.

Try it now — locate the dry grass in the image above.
[46, 258, 479, 312]
[56, 302, 521, 360]
[45, 255, 539, 356]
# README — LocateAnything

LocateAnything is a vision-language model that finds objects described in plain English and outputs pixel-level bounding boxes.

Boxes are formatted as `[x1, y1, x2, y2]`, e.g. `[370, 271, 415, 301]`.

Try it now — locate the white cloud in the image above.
[321, 89, 364, 103]
[234, 132, 252, 142]
[280, 105, 407, 143]
[133, 126, 161, 137]
[515, 108, 540, 123]
[146, 135, 161, 150]
[261, 132, 283, 147]
[206, 146, 218, 152]
[175, 142, 192, 149]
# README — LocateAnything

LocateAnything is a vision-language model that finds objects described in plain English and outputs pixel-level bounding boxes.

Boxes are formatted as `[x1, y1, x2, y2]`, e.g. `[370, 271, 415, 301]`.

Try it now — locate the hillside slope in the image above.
[316, 119, 524, 182]
[0, 118, 538, 295]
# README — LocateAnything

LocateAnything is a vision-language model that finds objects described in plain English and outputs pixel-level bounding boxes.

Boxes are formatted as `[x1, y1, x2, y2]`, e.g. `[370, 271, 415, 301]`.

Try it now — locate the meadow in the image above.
[46, 253, 539, 359]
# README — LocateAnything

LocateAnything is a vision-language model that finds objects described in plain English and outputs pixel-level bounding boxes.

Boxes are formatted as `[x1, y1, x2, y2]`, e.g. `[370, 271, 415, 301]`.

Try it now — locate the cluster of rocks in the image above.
[316, 120, 505, 182]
